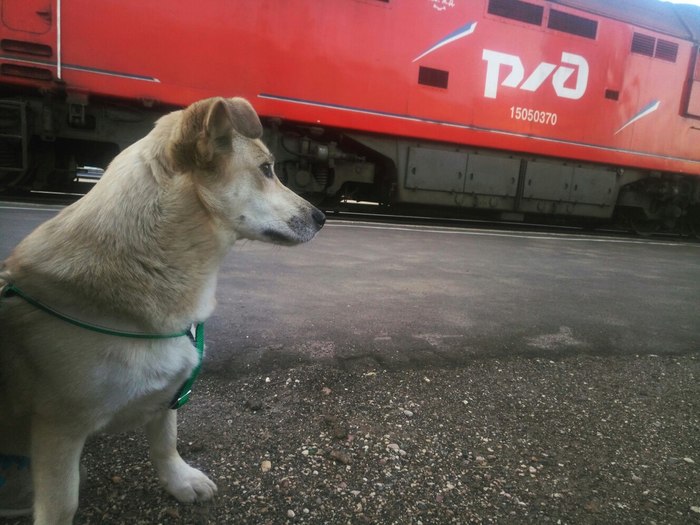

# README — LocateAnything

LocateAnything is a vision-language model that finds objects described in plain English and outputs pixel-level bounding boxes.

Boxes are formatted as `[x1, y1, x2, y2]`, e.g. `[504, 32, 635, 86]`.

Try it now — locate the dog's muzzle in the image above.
[312, 208, 326, 229]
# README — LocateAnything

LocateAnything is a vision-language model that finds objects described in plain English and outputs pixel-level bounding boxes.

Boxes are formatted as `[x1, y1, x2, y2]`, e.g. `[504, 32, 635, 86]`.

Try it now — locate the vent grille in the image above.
[1, 39, 52, 57]
[488, 0, 543, 26]
[631, 32, 655, 57]
[0, 63, 52, 81]
[418, 67, 449, 89]
[0, 104, 22, 134]
[631, 33, 678, 63]
[547, 9, 597, 39]
[655, 39, 678, 62]
[605, 89, 620, 101]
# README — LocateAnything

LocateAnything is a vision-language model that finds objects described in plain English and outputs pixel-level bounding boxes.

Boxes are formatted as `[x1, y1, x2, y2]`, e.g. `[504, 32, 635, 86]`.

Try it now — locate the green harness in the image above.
[1, 284, 204, 410]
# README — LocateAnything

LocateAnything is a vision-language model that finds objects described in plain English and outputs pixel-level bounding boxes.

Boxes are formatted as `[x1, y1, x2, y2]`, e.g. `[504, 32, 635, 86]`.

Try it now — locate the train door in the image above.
[0, 0, 56, 72]
[1, 0, 52, 35]
[685, 46, 700, 118]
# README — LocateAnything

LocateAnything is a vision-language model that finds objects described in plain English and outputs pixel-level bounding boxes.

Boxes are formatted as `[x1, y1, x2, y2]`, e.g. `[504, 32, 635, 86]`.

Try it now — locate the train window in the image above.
[631, 33, 655, 57]
[418, 66, 449, 89]
[547, 9, 597, 39]
[655, 39, 678, 62]
[487, 0, 543, 26]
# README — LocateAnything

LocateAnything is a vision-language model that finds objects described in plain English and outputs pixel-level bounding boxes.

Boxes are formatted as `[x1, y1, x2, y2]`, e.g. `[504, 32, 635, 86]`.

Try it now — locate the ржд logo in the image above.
[482, 49, 589, 100]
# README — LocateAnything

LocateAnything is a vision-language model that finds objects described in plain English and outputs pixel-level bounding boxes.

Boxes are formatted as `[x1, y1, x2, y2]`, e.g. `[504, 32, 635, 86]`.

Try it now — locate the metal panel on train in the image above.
[407, 148, 521, 195]
[1, 0, 699, 233]
[465, 155, 520, 197]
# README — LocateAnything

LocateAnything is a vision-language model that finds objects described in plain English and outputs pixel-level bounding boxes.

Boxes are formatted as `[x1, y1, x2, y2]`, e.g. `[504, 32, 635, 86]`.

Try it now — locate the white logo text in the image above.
[482, 49, 589, 100]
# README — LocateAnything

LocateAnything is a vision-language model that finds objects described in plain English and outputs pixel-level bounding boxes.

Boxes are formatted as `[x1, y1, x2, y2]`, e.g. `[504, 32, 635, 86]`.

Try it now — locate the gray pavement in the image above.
[2, 202, 700, 373]
[206, 217, 700, 376]
[3, 203, 700, 372]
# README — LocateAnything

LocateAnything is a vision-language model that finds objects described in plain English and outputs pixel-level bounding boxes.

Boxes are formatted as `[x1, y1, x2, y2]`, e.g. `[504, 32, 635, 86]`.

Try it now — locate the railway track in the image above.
[3, 191, 697, 242]
[323, 203, 700, 242]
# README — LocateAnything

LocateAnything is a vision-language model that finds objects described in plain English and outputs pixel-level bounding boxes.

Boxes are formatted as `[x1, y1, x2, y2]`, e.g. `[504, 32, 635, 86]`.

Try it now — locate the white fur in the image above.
[0, 97, 323, 525]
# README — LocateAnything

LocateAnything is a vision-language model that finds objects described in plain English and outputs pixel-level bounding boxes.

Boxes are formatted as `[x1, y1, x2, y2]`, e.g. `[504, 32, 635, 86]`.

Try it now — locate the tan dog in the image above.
[0, 97, 324, 524]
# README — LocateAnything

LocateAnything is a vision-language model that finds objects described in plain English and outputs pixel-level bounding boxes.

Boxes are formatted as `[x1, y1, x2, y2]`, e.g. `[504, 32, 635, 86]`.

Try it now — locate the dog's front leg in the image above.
[31, 417, 86, 525]
[145, 409, 217, 502]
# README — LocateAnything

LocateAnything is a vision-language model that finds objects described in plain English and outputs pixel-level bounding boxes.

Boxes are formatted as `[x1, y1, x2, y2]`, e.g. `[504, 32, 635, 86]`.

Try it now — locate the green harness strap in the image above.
[1, 284, 204, 410]
[169, 322, 205, 409]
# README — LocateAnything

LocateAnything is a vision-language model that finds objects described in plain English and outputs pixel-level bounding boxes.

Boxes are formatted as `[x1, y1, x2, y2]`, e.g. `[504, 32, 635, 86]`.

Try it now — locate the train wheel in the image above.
[626, 209, 661, 237]
[687, 206, 700, 240]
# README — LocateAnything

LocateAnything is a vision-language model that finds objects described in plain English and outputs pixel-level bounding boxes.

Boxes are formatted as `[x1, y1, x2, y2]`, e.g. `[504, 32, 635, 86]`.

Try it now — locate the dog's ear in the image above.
[171, 97, 263, 171]
[204, 97, 263, 142]
[220, 97, 263, 139]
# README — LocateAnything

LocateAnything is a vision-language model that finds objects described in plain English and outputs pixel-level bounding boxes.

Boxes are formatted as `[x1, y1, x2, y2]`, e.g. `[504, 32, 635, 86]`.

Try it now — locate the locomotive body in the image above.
[2, 0, 700, 231]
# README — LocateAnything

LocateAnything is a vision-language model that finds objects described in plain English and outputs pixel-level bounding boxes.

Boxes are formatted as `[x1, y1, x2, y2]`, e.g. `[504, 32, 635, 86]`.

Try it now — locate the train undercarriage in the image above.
[2, 94, 699, 237]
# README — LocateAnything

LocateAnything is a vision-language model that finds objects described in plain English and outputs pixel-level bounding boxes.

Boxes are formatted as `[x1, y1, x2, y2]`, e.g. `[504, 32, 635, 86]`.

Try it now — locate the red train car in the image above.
[2, 0, 700, 233]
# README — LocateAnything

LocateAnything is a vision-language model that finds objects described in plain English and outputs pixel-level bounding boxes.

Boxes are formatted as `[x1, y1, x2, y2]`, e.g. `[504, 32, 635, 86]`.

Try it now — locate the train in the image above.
[2, 0, 700, 235]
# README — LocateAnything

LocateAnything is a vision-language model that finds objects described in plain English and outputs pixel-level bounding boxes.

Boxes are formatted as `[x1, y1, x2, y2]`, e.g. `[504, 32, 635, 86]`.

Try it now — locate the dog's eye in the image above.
[259, 162, 274, 179]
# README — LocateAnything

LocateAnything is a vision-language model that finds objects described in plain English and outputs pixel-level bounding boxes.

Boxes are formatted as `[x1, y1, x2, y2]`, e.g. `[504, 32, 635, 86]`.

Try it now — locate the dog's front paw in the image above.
[161, 462, 218, 503]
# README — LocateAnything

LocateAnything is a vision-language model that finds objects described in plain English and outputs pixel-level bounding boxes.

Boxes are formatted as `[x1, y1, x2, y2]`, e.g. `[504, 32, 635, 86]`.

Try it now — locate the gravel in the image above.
[3, 353, 699, 524]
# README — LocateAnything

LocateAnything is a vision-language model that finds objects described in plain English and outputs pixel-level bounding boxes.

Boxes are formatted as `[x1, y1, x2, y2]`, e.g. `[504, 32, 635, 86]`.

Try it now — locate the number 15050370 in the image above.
[510, 106, 558, 125]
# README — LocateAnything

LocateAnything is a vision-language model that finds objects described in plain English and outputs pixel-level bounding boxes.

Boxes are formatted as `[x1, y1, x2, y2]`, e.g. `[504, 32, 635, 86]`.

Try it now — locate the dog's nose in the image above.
[312, 209, 326, 228]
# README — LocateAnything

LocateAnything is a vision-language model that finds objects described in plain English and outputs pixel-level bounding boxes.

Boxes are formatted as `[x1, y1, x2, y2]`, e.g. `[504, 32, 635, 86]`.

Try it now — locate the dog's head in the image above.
[168, 97, 325, 245]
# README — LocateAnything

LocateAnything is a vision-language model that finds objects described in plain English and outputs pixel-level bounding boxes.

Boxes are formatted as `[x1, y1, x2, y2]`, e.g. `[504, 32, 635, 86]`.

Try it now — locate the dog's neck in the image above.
[4, 144, 233, 333]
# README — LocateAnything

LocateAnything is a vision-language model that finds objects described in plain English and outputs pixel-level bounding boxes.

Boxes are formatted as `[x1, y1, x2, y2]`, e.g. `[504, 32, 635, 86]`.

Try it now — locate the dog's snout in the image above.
[312, 209, 326, 228]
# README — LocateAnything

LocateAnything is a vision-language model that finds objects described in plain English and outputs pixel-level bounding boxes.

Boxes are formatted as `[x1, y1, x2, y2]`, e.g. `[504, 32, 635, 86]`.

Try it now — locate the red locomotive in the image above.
[2, 0, 700, 233]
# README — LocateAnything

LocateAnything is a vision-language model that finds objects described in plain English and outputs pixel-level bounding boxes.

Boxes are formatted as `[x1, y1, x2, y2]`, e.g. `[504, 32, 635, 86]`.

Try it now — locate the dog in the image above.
[0, 96, 325, 524]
